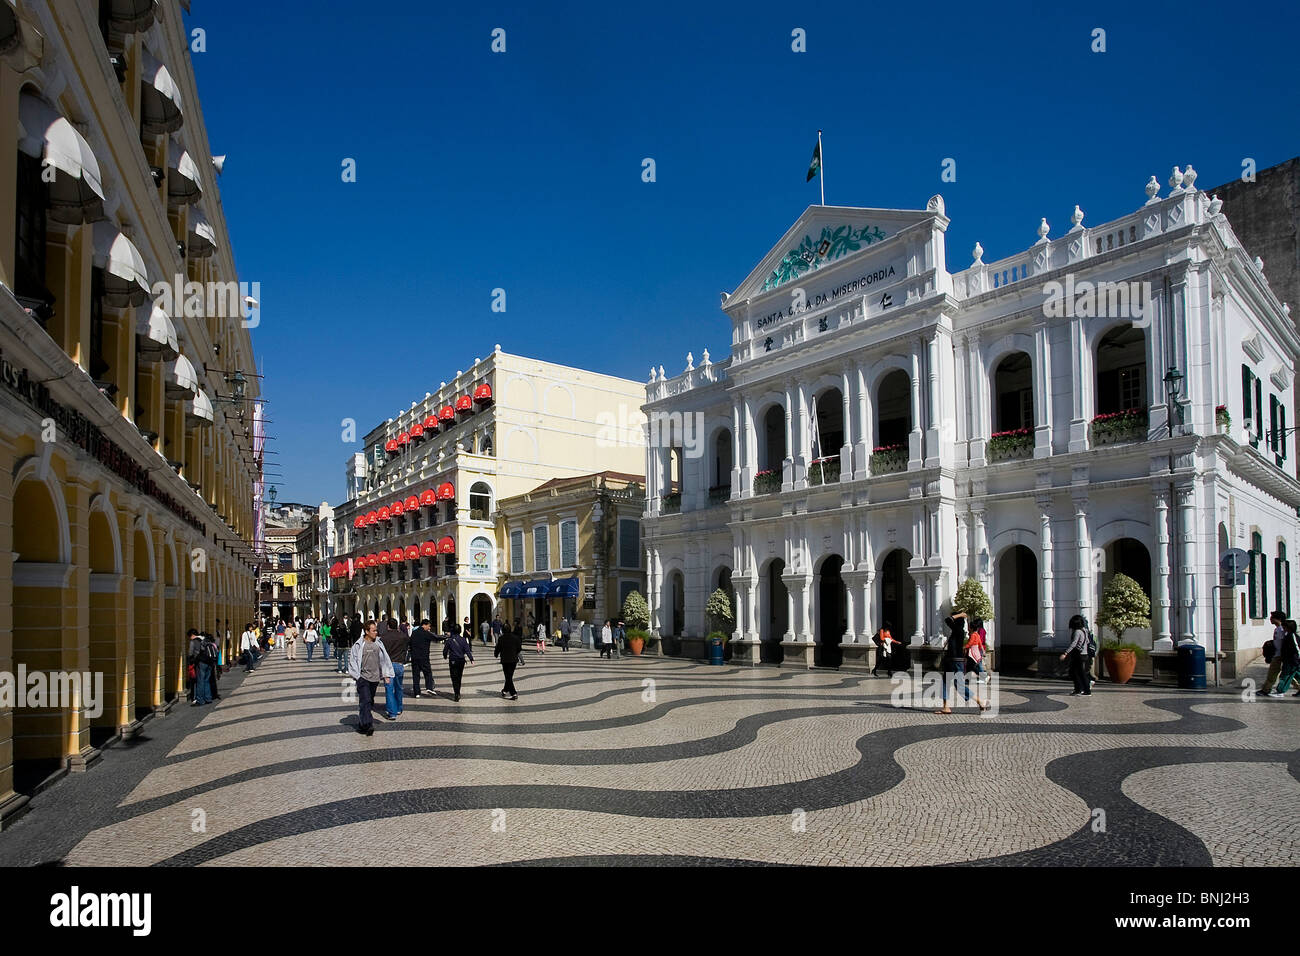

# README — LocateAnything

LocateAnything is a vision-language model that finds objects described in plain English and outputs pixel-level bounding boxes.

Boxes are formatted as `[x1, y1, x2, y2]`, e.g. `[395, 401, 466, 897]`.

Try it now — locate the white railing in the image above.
[647, 356, 730, 402]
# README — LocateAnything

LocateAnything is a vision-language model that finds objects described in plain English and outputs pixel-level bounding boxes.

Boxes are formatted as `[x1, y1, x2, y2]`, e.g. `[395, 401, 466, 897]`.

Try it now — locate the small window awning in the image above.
[136, 303, 179, 360]
[377, 506, 391, 520]
[420, 540, 438, 556]
[164, 352, 199, 397]
[436, 482, 455, 500]
[397, 431, 410, 445]
[499, 581, 524, 598]
[409, 423, 424, 439]
[365, 511, 379, 525]
[437, 536, 456, 554]
[391, 499, 405, 515]
[105, 0, 159, 34]
[353, 516, 365, 529]
[187, 206, 217, 258]
[185, 388, 214, 423]
[423, 414, 439, 430]
[473, 383, 493, 403]
[404, 495, 420, 510]
[140, 47, 183, 135]
[384, 438, 399, 452]
[377, 550, 391, 564]
[438, 405, 455, 423]
[547, 577, 581, 598]
[167, 139, 202, 205]
[92, 221, 150, 307]
[521, 580, 550, 598]
[455, 395, 473, 413]
[18, 92, 106, 225]
[419, 489, 437, 506]
[403, 545, 420, 560]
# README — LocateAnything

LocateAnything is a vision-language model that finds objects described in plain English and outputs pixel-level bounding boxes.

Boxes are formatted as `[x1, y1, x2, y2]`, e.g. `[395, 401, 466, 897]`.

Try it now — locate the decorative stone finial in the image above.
[702, 348, 711, 365]
[1169, 166, 1184, 191]
[1145, 176, 1160, 202]
[1284, 303, 1292, 319]
[972, 241, 983, 264]
[658, 365, 666, 380]
[926, 194, 946, 216]
[1070, 205, 1084, 229]
[1255, 256, 1265, 272]
[649, 366, 657, 383]
[1207, 194, 1223, 216]
[685, 352, 694, 371]
[1182, 164, 1197, 191]
[1036, 218, 1050, 242]
[493, 343, 501, 352]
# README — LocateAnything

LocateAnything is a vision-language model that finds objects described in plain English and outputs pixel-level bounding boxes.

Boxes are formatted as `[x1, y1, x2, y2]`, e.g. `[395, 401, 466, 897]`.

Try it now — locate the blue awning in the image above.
[521, 580, 551, 598]
[547, 577, 580, 598]
[499, 581, 524, 598]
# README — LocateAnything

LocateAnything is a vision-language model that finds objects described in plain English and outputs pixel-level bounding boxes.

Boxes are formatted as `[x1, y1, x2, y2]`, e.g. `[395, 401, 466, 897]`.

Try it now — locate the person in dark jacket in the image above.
[1060, 614, 1092, 696]
[443, 625, 474, 701]
[937, 612, 986, 713]
[379, 619, 410, 720]
[494, 624, 524, 699]
[205, 631, 222, 701]
[409, 619, 436, 697]
[1270, 618, 1300, 697]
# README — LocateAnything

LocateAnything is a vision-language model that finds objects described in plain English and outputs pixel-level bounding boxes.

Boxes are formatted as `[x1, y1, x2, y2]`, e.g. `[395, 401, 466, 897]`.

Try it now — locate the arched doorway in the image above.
[879, 549, 915, 642]
[761, 404, 787, 473]
[876, 370, 912, 448]
[815, 555, 847, 667]
[993, 352, 1034, 433]
[995, 544, 1039, 671]
[470, 593, 493, 640]
[445, 595, 457, 632]
[667, 571, 685, 636]
[1095, 324, 1148, 418]
[761, 559, 788, 663]
[1102, 538, 1153, 644]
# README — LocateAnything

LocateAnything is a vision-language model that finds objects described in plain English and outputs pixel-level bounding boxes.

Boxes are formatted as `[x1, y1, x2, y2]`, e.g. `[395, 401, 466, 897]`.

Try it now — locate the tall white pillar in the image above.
[1178, 484, 1197, 643]
[1074, 496, 1092, 623]
[1038, 497, 1055, 647]
[909, 347, 923, 468]
[1154, 490, 1172, 643]
[854, 364, 871, 478]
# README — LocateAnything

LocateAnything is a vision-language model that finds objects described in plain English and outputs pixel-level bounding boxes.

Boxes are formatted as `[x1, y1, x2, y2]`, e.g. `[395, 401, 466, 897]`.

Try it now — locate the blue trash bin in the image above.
[708, 637, 725, 665]
[1176, 642, 1206, 689]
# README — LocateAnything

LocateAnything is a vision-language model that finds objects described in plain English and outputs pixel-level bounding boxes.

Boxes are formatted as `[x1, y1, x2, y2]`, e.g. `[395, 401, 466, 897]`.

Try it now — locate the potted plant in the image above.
[870, 444, 907, 474]
[706, 588, 735, 663]
[1095, 572, 1151, 684]
[621, 590, 650, 654]
[754, 469, 781, 495]
[1215, 404, 1231, 432]
[987, 427, 1033, 460]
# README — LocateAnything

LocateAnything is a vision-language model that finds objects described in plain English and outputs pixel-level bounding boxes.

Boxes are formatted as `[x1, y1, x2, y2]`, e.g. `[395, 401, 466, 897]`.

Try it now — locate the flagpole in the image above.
[818, 129, 824, 205]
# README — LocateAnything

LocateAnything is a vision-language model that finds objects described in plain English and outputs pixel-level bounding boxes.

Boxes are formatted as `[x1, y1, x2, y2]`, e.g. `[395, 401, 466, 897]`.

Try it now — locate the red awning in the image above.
[419, 488, 437, 506]
[403, 545, 420, 560]
[404, 495, 420, 510]
[409, 423, 425, 439]
[353, 516, 365, 529]
[365, 554, 377, 568]
[473, 383, 493, 402]
[385, 439, 399, 452]
[378, 550, 391, 563]
[420, 541, 437, 557]
[423, 414, 439, 430]
[391, 499, 405, 515]
[454, 395, 473, 413]
[365, 511, 379, 525]
[377, 505, 391, 520]
[437, 536, 455, 554]
[436, 482, 455, 500]
[398, 431, 410, 445]
[438, 405, 455, 422]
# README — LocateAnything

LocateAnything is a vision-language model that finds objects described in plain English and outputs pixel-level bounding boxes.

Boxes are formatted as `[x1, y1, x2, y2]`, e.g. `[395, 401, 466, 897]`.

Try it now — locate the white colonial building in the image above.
[642, 169, 1300, 678]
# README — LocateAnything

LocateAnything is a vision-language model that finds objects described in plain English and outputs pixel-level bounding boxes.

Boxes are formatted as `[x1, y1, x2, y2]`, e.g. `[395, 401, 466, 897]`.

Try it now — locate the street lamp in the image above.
[1162, 367, 1185, 438]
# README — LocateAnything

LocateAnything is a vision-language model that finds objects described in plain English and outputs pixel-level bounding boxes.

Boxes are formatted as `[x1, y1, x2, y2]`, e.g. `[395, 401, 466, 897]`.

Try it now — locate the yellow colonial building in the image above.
[495, 471, 647, 636]
[0, 1, 260, 827]
[329, 348, 645, 636]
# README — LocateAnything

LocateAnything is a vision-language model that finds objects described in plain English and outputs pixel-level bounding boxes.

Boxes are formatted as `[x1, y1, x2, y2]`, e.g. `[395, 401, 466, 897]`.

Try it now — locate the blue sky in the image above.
[185, 0, 1299, 507]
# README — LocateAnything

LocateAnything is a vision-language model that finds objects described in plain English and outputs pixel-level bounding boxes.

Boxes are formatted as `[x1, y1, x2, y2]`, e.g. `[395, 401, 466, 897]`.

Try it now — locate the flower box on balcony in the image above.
[1090, 409, 1149, 446]
[870, 445, 907, 475]
[988, 428, 1033, 461]
[753, 470, 781, 495]
[808, 457, 841, 486]
[661, 492, 681, 514]
[1215, 405, 1231, 432]
[707, 484, 730, 505]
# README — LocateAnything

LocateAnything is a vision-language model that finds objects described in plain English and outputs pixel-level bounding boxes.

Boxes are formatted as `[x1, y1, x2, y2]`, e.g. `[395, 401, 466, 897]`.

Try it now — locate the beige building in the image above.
[0, 1, 261, 826]
[329, 347, 645, 636]
[496, 471, 646, 636]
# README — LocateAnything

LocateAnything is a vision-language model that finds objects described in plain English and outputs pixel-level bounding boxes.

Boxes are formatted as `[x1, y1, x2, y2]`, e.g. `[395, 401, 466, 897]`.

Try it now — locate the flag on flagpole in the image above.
[810, 399, 823, 462]
[806, 139, 821, 182]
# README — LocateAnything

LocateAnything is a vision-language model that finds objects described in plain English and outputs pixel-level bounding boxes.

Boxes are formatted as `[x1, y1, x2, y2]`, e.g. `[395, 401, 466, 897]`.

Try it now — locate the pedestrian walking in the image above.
[205, 631, 222, 701]
[239, 624, 260, 672]
[1260, 610, 1287, 695]
[304, 622, 319, 661]
[480, 617, 491, 645]
[559, 616, 572, 652]
[872, 620, 907, 676]
[409, 619, 436, 697]
[966, 616, 988, 683]
[614, 619, 626, 658]
[443, 624, 474, 701]
[495, 621, 523, 699]
[189, 629, 213, 706]
[535, 620, 547, 654]
[491, 615, 504, 645]
[319, 619, 332, 660]
[1268, 618, 1300, 698]
[600, 620, 613, 659]
[379, 619, 410, 720]
[284, 621, 298, 661]
[347, 620, 393, 736]
[1060, 614, 1092, 696]
[937, 611, 987, 713]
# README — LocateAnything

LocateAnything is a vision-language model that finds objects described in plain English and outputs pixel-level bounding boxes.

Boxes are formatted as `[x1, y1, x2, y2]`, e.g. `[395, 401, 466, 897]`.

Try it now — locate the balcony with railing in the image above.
[753, 470, 781, 495]
[707, 484, 730, 506]
[987, 428, 1034, 462]
[1090, 408, 1149, 446]
[869, 445, 907, 475]
[807, 457, 841, 486]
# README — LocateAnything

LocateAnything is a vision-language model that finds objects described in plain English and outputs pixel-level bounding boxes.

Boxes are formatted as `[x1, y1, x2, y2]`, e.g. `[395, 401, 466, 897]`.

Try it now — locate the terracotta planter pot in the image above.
[1102, 648, 1137, 684]
[628, 638, 644, 656]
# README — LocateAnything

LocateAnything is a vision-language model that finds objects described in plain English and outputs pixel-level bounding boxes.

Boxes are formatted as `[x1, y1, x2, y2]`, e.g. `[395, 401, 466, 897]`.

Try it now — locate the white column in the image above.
[925, 329, 942, 467]
[782, 383, 795, 491]
[730, 397, 743, 499]
[909, 346, 923, 468]
[912, 576, 926, 645]
[843, 582, 857, 643]
[968, 332, 987, 464]
[839, 367, 853, 480]
[1069, 316, 1089, 452]
[1154, 490, 1172, 643]
[1178, 484, 1197, 643]
[854, 364, 871, 478]
[1074, 497, 1091, 624]
[794, 381, 810, 488]
[1038, 497, 1055, 647]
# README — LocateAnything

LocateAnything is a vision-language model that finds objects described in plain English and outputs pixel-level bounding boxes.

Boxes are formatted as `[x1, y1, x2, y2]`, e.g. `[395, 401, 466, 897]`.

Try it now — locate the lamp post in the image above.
[1162, 367, 1184, 438]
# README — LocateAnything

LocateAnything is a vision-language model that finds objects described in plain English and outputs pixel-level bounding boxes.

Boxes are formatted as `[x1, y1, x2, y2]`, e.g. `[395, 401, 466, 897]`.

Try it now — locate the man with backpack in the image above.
[205, 631, 222, 702]
[1061, 614, 1093, 696]
[1260, 610, 1287, 696]
[189, 629, 213, 706]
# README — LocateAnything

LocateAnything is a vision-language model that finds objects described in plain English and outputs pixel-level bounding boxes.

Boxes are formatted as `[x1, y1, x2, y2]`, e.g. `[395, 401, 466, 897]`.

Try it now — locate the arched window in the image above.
[469, 482, 492, 521]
